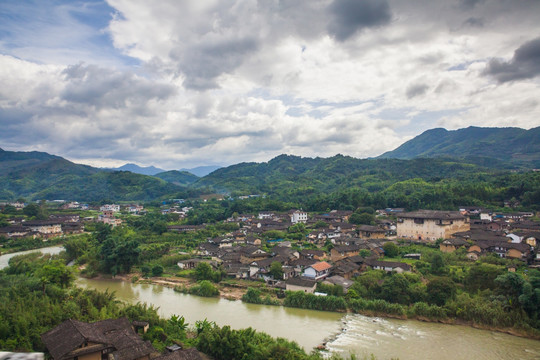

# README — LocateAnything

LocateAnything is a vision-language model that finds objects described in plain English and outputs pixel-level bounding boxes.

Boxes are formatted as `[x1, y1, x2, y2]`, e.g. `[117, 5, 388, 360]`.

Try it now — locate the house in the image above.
[249, 256, 287, 279]
[469, 241, 531, 261]
[396, 210, 470, 242]
[127, 205, 144, 214]
[239, 246, 270, 264]
[285, 277, 317, 293]
[198, 242, 220, 257]
[332, 258, 361, 279]
[258, 211, 275, 220]
[41, 318, 154, 360]
[154, 348, 203, 360]
[22, 220, 63, 237]
[177, 259, 217, 270]
[99, 204, 120, 212]
[440, 238, 469, 253]
[299, 249, 326, 261]
[322, 275, 354, 294]
[365, 260, 412, 273]
[167, 225, 200, 233]
[290, 210, 308, 224]
[100, 217, 122, 227]
[330, 244, 360, 262]
[49, 214, 80, 223]
[245, 235, 262, 246]
[0, 226, 33, 238]
[303, 261, 332, 280]
[357, 225, 386, 239]
[289, 258, 318, 276]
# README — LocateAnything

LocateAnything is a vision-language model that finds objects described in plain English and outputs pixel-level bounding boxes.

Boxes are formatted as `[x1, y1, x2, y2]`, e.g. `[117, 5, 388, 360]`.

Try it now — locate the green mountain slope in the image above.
[195, 154, 498, 195]
[154, 170, 199, 186]
[0, 149, 186, 201]
[379, 126, 540, 167]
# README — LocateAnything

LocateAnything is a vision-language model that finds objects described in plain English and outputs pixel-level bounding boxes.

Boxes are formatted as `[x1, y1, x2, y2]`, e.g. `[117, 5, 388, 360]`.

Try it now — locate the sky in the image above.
[1, 0, 539, 170]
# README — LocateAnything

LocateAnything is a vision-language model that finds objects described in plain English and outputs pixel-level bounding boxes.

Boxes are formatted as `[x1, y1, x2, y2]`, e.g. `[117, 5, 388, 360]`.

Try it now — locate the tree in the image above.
[313, 220, 328, 228]
[383, 242, 399, 258]
[194, 262, 214, 281]
[495, 272, 525, 308]
[141, 265, 151, 278]
[269, 261, 284, 280]
[168, 315, 188, 332]
[23, 204, 41, 218]
[152, 265, 164, 277]
[429, 253, 446, 275]
[64, 237, 89, 261]
[36, 260, 75, 289]
[381, 273, 411, 304]
[427, 277, 456, 306]
[2, 205, 17, 215]
[349, 212, 375, 225]
[465, 263, 504, 291]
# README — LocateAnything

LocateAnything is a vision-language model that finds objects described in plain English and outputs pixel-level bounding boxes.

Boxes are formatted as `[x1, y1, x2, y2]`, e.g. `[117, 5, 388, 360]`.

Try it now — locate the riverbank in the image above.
[83, 273, 540, 341]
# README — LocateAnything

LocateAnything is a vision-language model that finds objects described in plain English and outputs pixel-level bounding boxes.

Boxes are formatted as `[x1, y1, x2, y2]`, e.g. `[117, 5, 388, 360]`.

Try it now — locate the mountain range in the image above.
[1, 126, 538, 202]
[379, 126, 540, 167]
[108, 163, 221, 177]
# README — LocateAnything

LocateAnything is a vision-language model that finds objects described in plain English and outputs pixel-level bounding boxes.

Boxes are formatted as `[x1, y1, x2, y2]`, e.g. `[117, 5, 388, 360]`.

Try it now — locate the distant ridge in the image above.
[379, 126, 540, 167]
[112, 163, 165, 176]
[180, 165, 222, 177]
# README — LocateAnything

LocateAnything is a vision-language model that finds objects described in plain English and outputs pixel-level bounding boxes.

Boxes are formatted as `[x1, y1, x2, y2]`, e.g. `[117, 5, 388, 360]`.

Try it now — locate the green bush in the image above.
[189, 280, 219, 297]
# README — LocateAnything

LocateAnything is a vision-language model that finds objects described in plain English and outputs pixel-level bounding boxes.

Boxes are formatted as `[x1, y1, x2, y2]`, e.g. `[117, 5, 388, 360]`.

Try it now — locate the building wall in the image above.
[78, 352, 101, 360]
[330, 249, 358, 262]
[507, 248, 524, 259]
[286, 284, 315, 293]
[439, 244, 456, 253]
[397, 218, 469, 241]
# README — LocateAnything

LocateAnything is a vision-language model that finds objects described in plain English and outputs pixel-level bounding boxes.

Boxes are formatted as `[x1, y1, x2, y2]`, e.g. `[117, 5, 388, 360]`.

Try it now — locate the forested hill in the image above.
[0, 149, 188, 201]
[194, 154, 508, 195]
[154, 170, 199, 186]
[194, 154, 539, 211]
[379, 126, 540, 167]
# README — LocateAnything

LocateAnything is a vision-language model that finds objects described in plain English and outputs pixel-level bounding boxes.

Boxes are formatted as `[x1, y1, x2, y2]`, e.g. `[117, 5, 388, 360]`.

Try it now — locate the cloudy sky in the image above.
[1, 0, 539, 169]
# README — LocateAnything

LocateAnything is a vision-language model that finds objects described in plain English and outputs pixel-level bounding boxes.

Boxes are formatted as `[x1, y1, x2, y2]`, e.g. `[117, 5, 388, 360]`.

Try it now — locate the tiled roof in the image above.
[309, 261, 332, 271]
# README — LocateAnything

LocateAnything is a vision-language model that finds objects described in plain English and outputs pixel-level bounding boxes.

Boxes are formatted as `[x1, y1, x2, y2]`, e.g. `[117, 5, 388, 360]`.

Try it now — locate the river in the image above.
[77, 277, 540, 360]
[0, 245, 64, 270]
[2, 248, 539, 359]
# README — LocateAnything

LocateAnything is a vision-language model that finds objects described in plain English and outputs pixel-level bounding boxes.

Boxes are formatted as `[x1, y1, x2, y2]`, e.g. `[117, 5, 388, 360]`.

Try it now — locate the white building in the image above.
[290, 210, 308, 224]
[100, 204, 120, 212]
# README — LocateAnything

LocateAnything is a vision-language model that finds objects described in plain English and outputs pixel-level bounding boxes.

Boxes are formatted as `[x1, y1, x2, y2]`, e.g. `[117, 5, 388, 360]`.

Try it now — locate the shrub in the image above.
[189, 280, 219, 297]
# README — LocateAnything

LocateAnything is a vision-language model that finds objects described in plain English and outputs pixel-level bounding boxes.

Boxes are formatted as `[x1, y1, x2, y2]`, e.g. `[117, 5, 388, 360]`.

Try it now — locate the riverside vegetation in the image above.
[0, 252, 368, 359]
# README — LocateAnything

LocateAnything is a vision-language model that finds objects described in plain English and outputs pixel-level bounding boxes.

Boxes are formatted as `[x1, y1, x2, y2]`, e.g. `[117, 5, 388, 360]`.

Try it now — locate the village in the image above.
[1, 200, 539, 294]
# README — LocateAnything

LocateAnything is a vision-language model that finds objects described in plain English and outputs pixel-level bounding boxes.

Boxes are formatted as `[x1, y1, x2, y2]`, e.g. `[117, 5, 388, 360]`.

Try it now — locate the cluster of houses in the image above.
[174, 208, 540, 293]
[0, 214, 84, 239]
[175, 210, 406, 293]
[0, 203, 147, 239]
[161, 205, 193, 218]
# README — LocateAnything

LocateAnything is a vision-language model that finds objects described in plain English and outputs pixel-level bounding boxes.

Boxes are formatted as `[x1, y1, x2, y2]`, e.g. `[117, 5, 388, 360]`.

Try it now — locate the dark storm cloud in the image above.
[463, 17, 484, 28]
[406, 83, 429, 99]
[172, 37, 259, 90]
[327, 0, 391, 41]
[484, 37, 540, 83]
[62, 63, 176, 109]
[458, 0, 485, 10]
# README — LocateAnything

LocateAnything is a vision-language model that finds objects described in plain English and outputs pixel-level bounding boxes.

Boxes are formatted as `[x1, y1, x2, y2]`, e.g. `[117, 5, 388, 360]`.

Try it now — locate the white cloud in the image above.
[0, 0, 539, 169]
